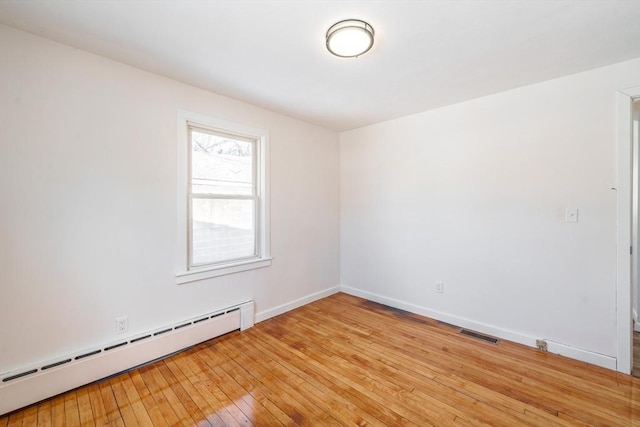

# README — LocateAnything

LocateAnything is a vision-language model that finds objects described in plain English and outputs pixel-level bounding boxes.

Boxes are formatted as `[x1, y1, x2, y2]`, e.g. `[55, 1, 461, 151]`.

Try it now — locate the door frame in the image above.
[616, 86, 640, 374]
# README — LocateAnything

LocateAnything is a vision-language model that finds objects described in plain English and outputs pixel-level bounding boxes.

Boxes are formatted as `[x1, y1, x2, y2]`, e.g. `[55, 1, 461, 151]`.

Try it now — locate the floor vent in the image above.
[0, 300, 254, 416]
[460, 328, 500, 344]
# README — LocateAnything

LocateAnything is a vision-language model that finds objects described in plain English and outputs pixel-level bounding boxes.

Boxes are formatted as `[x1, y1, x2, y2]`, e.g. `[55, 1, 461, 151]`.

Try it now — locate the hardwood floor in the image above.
[1, 292, 639, 426]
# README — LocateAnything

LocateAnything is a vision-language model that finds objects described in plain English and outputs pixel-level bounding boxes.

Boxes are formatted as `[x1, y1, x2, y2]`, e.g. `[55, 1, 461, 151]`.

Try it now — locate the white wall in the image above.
[0, 25, 340, 374]
[341, 59, 640, 365]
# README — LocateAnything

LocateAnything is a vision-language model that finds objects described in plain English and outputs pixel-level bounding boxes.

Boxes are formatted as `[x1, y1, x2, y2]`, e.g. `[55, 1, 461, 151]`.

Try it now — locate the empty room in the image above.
[1, 0, 639, 425]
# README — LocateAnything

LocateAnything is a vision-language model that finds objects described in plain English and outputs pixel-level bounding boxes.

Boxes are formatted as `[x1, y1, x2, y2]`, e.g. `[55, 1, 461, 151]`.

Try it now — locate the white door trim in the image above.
[616, 86, 640, 374]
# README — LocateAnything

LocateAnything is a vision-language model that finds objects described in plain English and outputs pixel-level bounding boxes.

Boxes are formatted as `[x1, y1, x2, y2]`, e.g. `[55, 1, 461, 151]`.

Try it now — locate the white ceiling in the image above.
[1, 1, 639, 131]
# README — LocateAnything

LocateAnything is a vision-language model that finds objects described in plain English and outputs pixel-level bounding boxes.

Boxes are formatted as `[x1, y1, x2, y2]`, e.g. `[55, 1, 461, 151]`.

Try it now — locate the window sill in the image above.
[176, 257, 272, 284]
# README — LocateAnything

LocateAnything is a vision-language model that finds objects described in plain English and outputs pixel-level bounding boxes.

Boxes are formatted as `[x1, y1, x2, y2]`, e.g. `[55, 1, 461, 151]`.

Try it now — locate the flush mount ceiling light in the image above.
[326, 19, 375, 58]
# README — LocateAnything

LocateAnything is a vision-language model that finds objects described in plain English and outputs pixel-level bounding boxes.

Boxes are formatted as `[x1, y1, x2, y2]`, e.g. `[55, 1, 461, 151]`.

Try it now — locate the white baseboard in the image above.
[255, 285, 340, 323]
[340, 285, 617, 371]
[545, 340, 616, 370]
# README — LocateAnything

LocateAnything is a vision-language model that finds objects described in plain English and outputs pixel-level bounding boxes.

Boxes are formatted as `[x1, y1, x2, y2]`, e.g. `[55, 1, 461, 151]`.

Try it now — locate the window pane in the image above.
[191, 129, 253, 196]
[191, 198, 255, 266]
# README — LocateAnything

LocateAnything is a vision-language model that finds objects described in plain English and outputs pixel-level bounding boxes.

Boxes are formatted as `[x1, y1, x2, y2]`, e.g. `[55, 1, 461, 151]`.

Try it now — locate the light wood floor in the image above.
[1, 293, 639, 426]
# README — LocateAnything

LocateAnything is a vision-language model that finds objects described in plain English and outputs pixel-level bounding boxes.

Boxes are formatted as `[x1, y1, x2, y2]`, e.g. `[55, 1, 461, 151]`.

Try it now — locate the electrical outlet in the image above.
[435, 281, 444, 294]
[116, 315, 128, 334]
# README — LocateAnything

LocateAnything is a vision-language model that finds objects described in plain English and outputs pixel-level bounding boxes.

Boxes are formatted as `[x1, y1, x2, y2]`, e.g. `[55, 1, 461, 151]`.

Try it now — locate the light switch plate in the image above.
[565, 208, 579, 223]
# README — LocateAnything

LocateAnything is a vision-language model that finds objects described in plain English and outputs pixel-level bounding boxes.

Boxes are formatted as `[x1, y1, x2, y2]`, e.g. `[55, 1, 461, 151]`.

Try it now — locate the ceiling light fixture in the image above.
[326, 19, 374, 58]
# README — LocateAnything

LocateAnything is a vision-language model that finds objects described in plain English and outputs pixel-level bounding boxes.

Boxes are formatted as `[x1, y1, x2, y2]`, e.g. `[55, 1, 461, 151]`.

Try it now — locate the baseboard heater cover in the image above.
[0, 300, 254, 415]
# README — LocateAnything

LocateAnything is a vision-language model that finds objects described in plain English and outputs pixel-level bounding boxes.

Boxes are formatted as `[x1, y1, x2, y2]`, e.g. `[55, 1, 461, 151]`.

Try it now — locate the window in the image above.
[177, 111, 270, 283]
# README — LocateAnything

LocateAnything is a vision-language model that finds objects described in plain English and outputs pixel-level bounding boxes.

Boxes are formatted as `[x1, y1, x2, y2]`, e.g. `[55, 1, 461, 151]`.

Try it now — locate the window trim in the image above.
[176, 110, 271, 284]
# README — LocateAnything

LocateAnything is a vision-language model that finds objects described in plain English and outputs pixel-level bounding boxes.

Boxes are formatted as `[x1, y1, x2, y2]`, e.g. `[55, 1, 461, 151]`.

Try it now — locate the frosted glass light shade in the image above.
[326, 20, 374, 58]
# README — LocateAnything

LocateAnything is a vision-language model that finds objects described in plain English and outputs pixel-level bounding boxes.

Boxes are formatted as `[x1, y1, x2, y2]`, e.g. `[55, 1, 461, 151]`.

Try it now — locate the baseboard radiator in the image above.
[0, 300, 254, 415]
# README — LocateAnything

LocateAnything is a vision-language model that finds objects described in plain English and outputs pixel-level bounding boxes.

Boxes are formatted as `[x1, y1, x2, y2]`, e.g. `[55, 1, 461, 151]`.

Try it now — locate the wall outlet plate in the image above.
[435, 281, 444, 294]
[116, 316, 128, 334]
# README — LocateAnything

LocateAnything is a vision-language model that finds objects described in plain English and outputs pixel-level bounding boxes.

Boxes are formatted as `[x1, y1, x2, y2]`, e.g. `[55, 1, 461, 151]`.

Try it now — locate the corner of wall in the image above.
[254, 285, 340, 323]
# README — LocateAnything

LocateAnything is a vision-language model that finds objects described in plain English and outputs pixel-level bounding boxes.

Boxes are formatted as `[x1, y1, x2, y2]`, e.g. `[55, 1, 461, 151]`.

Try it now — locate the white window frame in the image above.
[176, 110, 271, 283]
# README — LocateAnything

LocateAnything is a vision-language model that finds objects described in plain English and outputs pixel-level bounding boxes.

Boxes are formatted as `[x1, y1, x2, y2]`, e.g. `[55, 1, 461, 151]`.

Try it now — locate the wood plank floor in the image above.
[1, 292, 639, 426]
